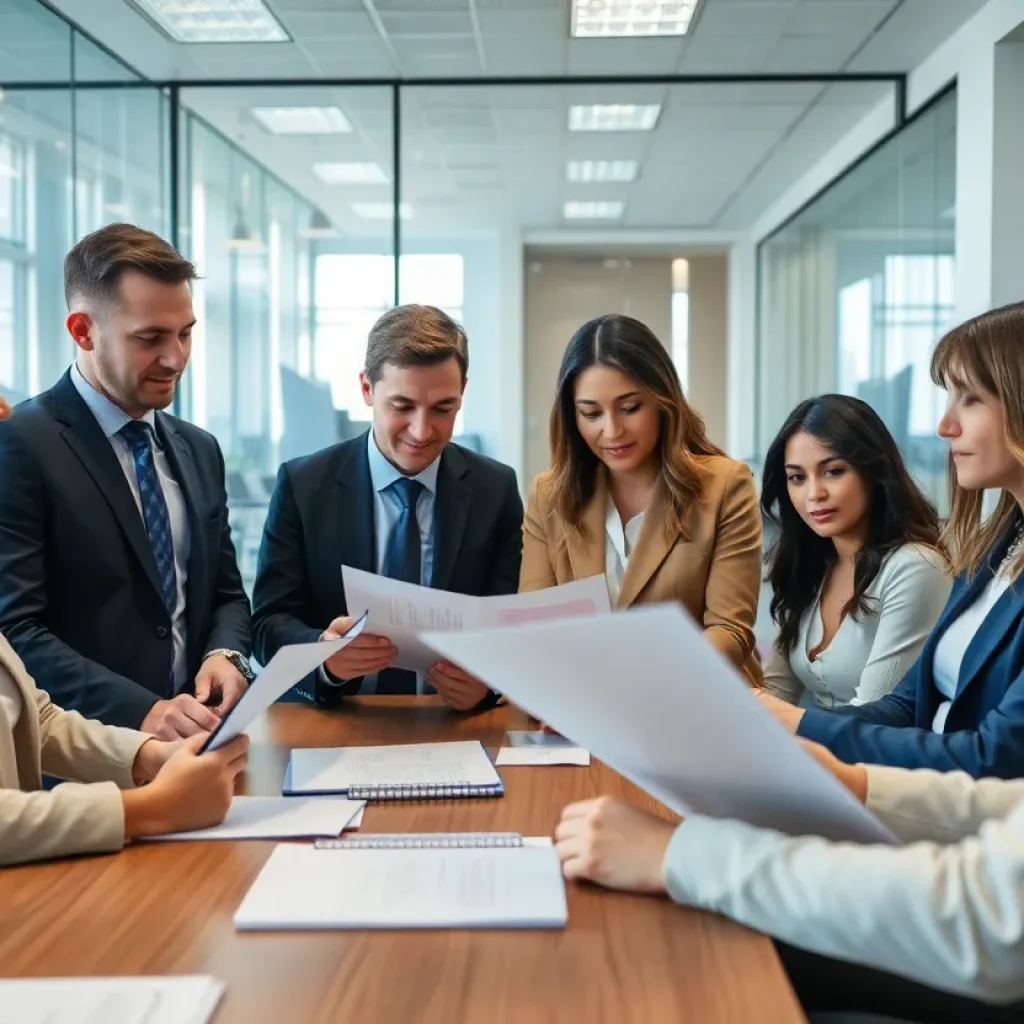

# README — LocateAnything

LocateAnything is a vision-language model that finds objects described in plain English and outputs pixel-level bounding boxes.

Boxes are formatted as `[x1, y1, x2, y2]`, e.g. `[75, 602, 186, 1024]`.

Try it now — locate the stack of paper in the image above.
[234, 843, 568, 930]
[0, 975, 224, 1024]
[496, 731, 591, 766]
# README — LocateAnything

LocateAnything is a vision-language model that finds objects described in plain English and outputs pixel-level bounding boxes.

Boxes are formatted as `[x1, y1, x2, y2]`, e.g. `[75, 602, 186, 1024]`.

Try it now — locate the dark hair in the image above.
[365, 304, 468, 384]
[548, 314, 723, 543]
[761, 394, 942, 655]
[64, 223, 197, 308]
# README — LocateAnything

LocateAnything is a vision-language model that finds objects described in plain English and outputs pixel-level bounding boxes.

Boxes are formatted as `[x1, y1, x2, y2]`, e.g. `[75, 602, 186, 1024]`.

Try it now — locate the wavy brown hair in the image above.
[548, 314, 724, 543]
[931, 301, 1024, 580]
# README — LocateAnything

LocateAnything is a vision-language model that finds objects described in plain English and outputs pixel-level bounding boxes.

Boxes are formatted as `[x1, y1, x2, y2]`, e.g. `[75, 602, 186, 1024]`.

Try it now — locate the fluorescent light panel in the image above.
[313, 162, 388, 185]
[129, 0, 288, 43]
[252, 107, 351, 134]
[566, 160, 638, 183]
[572, 0, 701, 37]
[564, 201, 624, 220]
[569, 104, 661, 132]
[352, 202, 413, 220]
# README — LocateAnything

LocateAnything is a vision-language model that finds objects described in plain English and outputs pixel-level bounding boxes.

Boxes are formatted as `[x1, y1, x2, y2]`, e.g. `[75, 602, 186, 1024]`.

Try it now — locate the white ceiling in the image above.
[1, 0, 988, 234]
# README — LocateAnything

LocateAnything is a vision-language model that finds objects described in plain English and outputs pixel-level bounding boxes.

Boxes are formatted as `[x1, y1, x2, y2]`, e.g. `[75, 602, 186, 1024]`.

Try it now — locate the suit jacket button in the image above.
[156, 625, 169, 638]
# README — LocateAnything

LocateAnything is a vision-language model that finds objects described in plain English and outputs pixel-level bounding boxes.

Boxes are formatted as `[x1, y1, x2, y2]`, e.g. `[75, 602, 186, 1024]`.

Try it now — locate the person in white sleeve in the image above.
[554, 743, 1024, 1022]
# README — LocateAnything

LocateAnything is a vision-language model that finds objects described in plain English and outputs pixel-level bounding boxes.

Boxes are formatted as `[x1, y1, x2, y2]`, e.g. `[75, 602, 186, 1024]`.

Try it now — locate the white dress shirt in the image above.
[763, 544, 950, 708]
[70, 363, 191, 691]
[0, 659, 22, 729]
[605, 497, 646, 606]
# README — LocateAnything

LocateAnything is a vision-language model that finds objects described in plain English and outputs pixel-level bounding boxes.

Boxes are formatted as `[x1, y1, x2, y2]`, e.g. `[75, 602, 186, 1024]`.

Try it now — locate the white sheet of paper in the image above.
[342, 567, 610, 674]
[286, 740, 500, 794]
[423, 605, 896, 845]
[234, 843, 568, 930]
[0, 975, 224, 1024]
[204, 613, 367, 753]
[345, 804, 365, 828]
[496, 746, 591, 766]
[143, 796, 365, 842]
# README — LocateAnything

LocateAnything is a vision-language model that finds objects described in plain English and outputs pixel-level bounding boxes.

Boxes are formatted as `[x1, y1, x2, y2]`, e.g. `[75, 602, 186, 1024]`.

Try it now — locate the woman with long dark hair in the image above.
[760, 394, 950, 708]
[520, 313, 763, 684]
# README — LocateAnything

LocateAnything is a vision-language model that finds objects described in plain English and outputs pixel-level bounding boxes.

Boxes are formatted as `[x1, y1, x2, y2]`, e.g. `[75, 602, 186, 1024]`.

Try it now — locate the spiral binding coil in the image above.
[346, 780, 505, 802]
[314, 832, 524, 851]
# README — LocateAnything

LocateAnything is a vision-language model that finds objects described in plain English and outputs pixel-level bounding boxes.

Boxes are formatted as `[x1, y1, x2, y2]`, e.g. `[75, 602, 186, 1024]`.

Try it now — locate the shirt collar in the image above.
[366, 428, 440, 497]
[71, 362, 156, 440]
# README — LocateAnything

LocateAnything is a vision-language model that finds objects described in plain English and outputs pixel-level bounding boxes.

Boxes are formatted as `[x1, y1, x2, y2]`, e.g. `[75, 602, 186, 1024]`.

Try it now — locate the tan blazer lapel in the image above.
[617, 482, 681, 608]
[0, 635, 42, 791]
[566, 471, 608, 583]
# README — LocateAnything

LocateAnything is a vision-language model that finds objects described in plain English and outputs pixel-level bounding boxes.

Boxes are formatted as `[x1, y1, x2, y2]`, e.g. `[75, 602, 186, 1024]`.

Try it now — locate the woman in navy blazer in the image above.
[760, 301, 1024, 779]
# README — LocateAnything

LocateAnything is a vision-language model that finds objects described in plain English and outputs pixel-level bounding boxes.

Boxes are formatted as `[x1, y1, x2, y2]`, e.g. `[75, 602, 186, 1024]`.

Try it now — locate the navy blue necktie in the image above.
[377, 477, 423, 695]
[120, 421, 178, 618]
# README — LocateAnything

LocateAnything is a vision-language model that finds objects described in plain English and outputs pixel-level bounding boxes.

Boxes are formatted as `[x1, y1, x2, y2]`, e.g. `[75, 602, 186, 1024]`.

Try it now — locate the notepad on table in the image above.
[0, 975, 224, 1024]
[233, 839, 567, 931]
[283, 740, 504, 801]
[496, 730, 591, 766]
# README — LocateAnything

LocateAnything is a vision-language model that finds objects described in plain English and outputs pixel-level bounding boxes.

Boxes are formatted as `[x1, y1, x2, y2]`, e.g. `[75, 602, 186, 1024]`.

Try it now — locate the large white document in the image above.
[203, 613, 367, 753]
[422, 605, 896, 844]
[0, 975, 224, 1024]
[342, 567, 609, 673]
[142, 796, 365, 842]
[234, 843, 568, 930]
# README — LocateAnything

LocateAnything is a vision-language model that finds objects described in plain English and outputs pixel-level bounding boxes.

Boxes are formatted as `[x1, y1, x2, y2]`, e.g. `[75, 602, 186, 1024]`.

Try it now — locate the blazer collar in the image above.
[431, 444, 471, 592]
[617, 478, 679, 608]
[566, 470, 608, 585]
[335, 432, 377, 574]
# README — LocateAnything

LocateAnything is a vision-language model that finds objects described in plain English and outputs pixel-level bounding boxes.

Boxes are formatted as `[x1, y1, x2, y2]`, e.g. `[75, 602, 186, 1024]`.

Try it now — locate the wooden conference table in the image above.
[0, 699, 805, 1023]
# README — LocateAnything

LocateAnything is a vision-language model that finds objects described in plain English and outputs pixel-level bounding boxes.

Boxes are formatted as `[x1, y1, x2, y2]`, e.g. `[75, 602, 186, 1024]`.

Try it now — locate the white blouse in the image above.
[0, 659, 23, 729]
[605, 498, 646, 606]
[763, 544, 951, 709]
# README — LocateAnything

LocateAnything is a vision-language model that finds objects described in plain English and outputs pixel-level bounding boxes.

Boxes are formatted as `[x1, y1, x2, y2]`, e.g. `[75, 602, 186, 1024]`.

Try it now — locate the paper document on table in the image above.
[422, 605, 896, 845]
[284, 740, 502, 797]
[203, 613, 368, 753]
[234, 843, 568, 930]
[342, 566, 609, 673]
[0, 975, 224, 1024]
[497, 732, 590, 766]
[143, 796, 365, 841]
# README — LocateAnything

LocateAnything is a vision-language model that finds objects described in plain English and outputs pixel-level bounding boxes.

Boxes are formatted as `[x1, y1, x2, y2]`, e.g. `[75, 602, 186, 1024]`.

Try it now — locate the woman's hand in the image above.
[755, 689, 806, 734]
[799, 739, 868, 803]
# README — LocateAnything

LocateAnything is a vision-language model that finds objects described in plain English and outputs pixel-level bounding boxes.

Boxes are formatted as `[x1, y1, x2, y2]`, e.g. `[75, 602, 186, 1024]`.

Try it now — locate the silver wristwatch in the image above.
[204, 648, 254, 682]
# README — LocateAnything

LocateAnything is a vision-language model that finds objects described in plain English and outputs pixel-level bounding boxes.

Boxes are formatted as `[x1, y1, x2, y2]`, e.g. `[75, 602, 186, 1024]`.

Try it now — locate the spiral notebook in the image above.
[313, 832, 553, 850]
[282, 740, 504, 801]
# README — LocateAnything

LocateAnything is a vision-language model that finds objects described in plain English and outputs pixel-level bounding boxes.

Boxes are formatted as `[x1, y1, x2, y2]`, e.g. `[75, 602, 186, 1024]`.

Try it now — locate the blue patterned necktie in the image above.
[120, 420, 178, 617]
[377, 476, 424, 695]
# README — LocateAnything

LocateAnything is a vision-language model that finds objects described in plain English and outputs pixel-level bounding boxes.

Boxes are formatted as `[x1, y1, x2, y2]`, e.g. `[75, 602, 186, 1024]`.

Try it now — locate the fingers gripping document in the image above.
[422, 605, 897, 845]
[342, 567, 609, 673]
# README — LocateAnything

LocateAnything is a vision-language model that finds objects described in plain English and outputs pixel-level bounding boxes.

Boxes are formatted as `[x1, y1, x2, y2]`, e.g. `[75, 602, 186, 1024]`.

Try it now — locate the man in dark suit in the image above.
[0, 224, 251, 738]
[252, 304, 523, 711]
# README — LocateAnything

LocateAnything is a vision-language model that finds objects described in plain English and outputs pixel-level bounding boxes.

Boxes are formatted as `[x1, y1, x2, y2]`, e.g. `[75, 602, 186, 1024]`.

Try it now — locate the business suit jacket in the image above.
[0, 371, 251, 729]
[251, 432, 524, 706]
[0, 632, 147, 867]
[798, 527, 1024, 778]
[520, 454, 763, 686]
[666, 764, 1024, 1005]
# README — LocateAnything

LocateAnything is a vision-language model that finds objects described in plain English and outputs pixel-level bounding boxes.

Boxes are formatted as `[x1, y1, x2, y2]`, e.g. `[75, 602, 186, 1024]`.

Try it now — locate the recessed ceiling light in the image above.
[568, 104, 661, 132]
[252, 107, 351, 135]
[564, 201, 625, 220]
[352, 202, 413, 220]
[566, 160, 638, 183]
[313, 162, 388, 185]
[128, 0, 288, 43]
[572, 0, 701, 37]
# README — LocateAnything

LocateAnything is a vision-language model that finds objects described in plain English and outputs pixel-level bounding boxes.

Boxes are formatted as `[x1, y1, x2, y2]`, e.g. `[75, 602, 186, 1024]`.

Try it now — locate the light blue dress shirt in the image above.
[70, 362, 191, 692]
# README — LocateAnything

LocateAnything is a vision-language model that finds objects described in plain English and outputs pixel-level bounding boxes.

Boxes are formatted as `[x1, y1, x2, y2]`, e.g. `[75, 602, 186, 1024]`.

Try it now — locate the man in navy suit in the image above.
[0, 224, 252, 738]
[252, 304, 523, 711]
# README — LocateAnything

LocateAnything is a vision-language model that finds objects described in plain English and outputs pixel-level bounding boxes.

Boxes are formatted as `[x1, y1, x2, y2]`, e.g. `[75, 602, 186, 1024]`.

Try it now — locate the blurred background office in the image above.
[2, 0, 1023, 597]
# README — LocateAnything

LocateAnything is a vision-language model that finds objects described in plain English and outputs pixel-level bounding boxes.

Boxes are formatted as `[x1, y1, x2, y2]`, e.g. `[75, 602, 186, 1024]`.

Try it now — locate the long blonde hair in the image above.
[547, 314, 723, 544]
[931, 301, 1024, 579]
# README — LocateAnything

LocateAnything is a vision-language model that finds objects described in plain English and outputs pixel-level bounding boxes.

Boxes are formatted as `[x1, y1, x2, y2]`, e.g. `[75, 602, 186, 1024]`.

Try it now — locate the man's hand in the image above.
[555, 796, 675, 894]
[755, 689, 806, 734]
[131, 737, 180, 785]
[426, 660, 490, 711]
[322, 615, 396, 681]
[140, 694, 220, 739]
[122, 733, 249, 839]
[194, 654, 247, 715]
[799, 739, 869, 804]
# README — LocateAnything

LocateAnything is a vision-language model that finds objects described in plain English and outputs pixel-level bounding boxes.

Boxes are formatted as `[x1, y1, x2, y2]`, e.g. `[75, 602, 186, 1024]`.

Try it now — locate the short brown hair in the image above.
[364, 304, 468, 384]
[64, 222, 197, 308]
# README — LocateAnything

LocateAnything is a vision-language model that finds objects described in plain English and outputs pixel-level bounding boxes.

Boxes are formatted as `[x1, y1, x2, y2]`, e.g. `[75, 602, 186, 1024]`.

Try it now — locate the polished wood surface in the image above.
[0, 699, 805, 1023]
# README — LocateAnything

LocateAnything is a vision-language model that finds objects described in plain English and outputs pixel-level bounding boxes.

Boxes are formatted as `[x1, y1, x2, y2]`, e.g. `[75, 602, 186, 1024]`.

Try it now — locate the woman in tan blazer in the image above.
[521, 314, 763, 686]
[0, 631, 249, 867]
